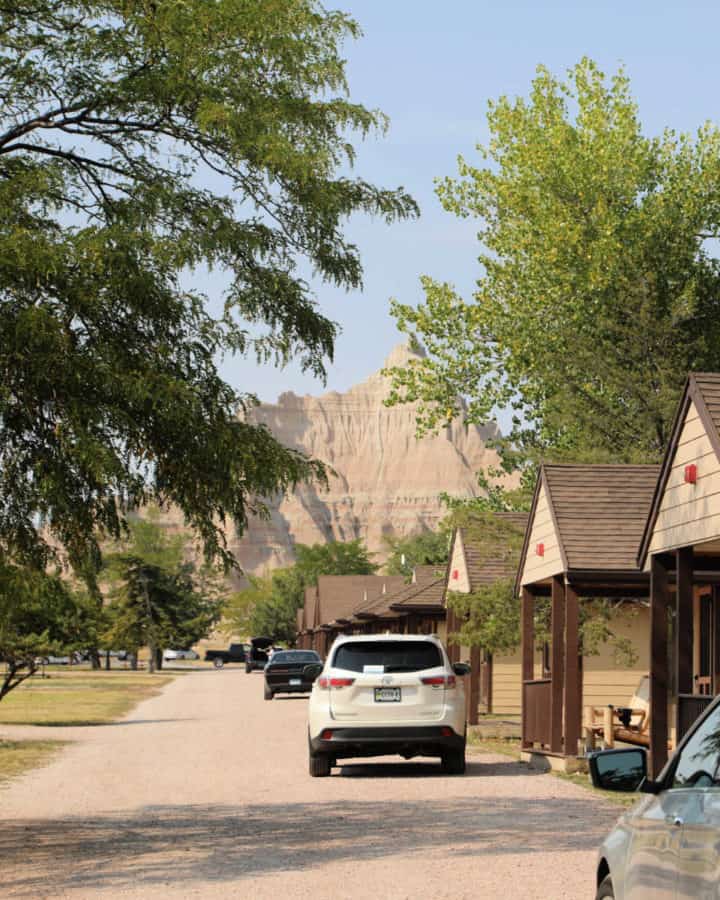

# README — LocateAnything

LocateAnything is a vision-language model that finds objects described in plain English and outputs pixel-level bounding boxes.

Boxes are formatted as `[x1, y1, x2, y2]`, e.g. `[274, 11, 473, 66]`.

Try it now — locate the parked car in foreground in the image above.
[306, 634, 469, 777]
[245, 636, 273, 673]
[264, 650, 322, 700]
[204, 643, 249, 668]
[591, 694, 720, 899]
[163, 648, 199, 661]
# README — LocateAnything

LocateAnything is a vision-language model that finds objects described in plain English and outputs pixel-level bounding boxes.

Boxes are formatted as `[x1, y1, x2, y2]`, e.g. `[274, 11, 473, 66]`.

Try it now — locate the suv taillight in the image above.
[317, 676, 355, 690]
[421, 675, 456, 689]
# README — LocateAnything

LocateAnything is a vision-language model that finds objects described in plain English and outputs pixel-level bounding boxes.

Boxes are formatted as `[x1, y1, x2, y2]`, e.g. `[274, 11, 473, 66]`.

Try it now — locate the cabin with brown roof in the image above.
[518, 464, 658, 771]
[639, 373, 720, 775]
[308, 575, 406, 656]
[350, 567, 445, 635]
[445, 513, 529, 723]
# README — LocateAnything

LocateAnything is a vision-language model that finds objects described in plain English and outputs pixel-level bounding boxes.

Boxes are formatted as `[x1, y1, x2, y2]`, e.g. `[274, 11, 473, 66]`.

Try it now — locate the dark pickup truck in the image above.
[204, 643, 249, 669]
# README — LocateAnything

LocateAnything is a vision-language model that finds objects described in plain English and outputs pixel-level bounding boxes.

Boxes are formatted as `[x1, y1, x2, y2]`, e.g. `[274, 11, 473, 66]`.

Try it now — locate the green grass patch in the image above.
[0, 670, 176, 726]
[468, 732, 522, 758]
[0, 739, 65, 784]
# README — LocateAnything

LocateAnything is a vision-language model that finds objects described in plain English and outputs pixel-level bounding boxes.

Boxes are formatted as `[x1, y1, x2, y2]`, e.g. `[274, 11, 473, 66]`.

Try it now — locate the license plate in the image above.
[289, 678, 301, 686]
[374, 687, 401, 702]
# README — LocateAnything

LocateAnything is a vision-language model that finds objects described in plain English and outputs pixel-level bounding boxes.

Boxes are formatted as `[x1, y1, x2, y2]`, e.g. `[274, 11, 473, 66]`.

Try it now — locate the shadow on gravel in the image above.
[0, 793, 617, 895]
[338, 758, 542, 778]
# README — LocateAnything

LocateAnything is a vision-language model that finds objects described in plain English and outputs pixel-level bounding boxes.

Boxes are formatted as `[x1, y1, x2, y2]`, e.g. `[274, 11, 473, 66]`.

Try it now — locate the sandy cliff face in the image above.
[222, 343, 505, 574]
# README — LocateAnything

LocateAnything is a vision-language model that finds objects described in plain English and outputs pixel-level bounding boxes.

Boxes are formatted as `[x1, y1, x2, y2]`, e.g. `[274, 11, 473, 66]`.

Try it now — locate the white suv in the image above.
[306, 633, 469, 777]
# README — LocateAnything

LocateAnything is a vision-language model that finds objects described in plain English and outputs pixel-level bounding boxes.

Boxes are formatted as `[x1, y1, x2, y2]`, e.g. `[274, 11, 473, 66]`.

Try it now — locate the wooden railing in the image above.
[677, 693, 713, 741]
[523, 678, 552, 748]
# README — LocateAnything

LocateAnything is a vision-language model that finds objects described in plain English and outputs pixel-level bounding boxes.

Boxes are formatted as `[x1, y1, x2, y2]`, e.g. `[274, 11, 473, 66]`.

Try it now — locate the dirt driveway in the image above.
[0, 669, 619, 899]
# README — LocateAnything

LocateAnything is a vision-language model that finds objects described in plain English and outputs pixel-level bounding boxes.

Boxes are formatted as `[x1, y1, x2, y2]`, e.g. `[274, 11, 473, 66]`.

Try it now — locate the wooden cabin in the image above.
[639, 373, 720, 776]
[518, 464, 658, 771]
[445, 514, 528, 723]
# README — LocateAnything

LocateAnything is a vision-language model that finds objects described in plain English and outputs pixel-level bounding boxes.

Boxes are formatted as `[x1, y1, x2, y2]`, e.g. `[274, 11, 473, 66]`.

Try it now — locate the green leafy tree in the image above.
[383, 531, 449, 578]
[387, 58, 720, 469]
[0, 560, 93, 700]
[0, 0, 417, 577]
[103, 517, 222, 670]
[295, 541, 377, 583]
[104, 559, 219, 671]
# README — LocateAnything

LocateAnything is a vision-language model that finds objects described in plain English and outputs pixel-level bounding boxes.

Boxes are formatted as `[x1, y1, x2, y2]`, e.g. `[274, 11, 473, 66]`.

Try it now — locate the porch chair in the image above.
[583, 675, 649, 750]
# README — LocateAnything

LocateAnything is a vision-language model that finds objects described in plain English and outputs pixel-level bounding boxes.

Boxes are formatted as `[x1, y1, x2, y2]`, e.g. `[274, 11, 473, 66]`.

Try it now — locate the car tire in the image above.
[309, 753, 332, 777]
[213, 658, 224, 669]
[595, 875, 614, 899]
[264, 683, 273, 701]
[441, 747, 466, 775]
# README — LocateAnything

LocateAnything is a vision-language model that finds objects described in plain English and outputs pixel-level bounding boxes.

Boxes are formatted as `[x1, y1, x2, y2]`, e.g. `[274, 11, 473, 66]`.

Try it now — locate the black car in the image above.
[264, 649, 322, 700]
[246, 636, 273, 673]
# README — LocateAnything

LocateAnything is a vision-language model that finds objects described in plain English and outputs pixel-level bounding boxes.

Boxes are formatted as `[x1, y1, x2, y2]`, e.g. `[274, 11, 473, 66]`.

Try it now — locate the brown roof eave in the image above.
[389, 603, 445, 614]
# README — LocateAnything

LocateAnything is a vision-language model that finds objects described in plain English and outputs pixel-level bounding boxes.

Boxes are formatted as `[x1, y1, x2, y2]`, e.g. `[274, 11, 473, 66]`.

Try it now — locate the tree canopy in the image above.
[0, 559, 97, 699]
[383, 530, 449, 578]
[0, 0, 417, 576]
[103, 518, 221, 669]
[386, 58, 720, 469]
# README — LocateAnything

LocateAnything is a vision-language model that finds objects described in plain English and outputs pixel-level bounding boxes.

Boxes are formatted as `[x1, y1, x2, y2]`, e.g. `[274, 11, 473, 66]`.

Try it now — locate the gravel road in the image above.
[0, 668, 620, 899]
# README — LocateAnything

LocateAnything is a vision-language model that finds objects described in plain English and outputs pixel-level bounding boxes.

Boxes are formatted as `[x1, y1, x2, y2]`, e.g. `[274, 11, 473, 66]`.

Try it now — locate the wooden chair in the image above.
[583, 675, 650, 750]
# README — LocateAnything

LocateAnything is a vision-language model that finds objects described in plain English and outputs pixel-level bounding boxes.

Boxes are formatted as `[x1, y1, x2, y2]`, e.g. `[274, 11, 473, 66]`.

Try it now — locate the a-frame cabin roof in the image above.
[518, 463, 660, 589]
[639, 373, 720, 567]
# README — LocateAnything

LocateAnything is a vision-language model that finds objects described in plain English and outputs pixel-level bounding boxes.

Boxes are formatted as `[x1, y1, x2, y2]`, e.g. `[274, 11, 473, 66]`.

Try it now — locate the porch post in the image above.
[446, 606, 460, 664]
[521, 587, 534, 750]
[564, 583, 581, 758]
[467, 645, 481, 725]
[550, 576, 566, 754]
[650, 553, 671, 778]
[676, 546, 694, 701]
[486, 652, 494, 716]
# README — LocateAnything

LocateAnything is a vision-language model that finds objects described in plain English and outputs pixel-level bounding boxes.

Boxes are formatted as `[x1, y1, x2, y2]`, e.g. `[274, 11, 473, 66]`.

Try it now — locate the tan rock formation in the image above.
[222, 342, 507, 574]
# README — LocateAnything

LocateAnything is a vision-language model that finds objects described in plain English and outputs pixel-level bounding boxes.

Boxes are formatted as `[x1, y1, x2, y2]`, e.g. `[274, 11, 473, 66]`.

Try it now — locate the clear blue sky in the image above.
[221, 0, 720, 403]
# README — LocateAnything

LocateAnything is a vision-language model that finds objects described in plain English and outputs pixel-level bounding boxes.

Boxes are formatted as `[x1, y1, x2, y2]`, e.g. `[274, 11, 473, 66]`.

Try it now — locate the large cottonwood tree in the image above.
[0, 1, 417, 575]
[387, 59, 720, 469]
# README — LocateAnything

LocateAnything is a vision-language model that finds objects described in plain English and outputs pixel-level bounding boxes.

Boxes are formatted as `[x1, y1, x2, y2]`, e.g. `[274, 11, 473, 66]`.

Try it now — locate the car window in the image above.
[672, 703, 720, 788]
[271, 651, 319, 664]
[332, 641, 442, 674]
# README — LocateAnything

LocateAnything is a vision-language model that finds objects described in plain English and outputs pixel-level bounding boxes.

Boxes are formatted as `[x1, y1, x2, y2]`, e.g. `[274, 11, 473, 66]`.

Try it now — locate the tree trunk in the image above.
[90, 650, 101, 670]
[130, 652, 138, 671]
[105, 650, 111, 671]
[154, 647, 163, 671]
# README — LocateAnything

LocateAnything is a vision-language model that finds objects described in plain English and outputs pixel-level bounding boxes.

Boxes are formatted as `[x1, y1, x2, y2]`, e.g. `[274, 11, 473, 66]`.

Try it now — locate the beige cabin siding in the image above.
[647, 401, 720, 560]
[485, 607, 650, 715]
[520, 484, 564, 585]
[492, 649, 523, 715]
[447, 533, 470, 593]
[583, 606, 650, 707]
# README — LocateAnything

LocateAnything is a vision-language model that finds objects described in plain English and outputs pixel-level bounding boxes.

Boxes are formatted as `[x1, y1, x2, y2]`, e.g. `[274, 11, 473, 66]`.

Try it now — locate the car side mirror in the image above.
[589, 748, 647, 792]
[452, 662, 471, 676]
[303, 663, 323, 682]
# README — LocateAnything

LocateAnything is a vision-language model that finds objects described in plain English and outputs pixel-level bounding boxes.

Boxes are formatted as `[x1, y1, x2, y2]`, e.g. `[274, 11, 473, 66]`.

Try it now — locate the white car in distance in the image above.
[306, 633, 469, 777]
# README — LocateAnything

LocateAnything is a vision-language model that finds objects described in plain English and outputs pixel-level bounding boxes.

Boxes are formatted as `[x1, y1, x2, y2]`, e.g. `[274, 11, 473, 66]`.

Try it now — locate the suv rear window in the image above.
[271, 651, 320, 664]
[332, 641, 442, 674]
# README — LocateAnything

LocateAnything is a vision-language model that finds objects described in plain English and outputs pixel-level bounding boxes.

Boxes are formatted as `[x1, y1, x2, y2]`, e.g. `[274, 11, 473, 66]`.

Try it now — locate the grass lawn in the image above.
[468, 731, 637, 808]
[0, 740, 66, 785]
[0, 670, 176, 726]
